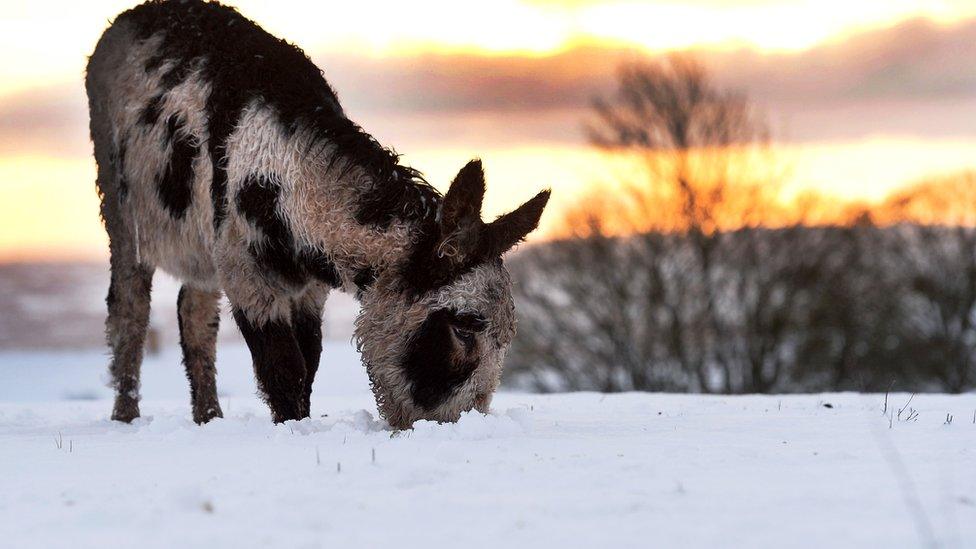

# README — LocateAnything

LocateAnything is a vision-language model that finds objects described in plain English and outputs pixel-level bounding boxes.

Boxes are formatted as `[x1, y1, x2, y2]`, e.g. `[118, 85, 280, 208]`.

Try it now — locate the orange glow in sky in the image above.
[0, 0, 975, 260]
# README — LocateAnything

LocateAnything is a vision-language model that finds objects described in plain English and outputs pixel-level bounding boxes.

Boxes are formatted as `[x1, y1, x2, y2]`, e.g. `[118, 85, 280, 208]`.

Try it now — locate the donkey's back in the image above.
[86, 0, 346, 284]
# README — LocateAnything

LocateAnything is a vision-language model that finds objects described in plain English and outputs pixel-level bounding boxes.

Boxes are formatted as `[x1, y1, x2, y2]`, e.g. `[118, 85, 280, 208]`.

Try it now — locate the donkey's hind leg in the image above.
[105, 247, 154, 423]
[178, 285, 223, 424]
[89, 42, 154, 422]
[98, 146, 154, 421]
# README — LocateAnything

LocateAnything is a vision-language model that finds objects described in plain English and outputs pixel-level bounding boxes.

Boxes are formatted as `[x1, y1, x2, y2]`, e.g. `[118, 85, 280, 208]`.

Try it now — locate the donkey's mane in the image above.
[307, 115, 441, 229]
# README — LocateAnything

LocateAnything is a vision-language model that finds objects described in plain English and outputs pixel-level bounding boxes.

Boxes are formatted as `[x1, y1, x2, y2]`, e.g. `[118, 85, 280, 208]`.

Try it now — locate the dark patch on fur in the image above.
[140, 94, 164, 126]
[236, 174, 340, 288]
[157, 115, 198, 219]
[211, 160, 229, 229]
[403, 309, 480, 411]
[158, 59, 197, 91]
[113, 141, 129, 202]
[300, 250, 341, 287]
[236, 176, 304, 285]
[354, 267, 377, 296]
[232, 309, 307, 422]
[144, 53, 165, 74]
[120, 1, 432, 231]
[105, 280, 117, 309]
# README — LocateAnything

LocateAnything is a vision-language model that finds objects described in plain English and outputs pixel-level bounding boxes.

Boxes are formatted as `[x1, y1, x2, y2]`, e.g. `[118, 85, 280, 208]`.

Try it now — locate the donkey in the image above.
[85, 0, 549, 428]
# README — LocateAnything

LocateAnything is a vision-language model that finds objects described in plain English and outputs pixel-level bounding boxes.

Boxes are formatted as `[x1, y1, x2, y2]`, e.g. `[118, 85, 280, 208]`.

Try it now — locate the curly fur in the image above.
[86, 0, 548, 427]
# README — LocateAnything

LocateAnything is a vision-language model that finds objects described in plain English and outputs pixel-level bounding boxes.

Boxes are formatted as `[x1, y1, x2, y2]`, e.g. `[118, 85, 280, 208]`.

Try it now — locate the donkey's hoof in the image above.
[192, 403, 224, 425]
[111, 398, 140, 423]
[271, 408, 306, 424]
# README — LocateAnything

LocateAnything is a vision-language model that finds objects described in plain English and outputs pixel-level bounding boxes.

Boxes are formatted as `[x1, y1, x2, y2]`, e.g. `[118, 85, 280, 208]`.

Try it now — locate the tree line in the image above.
[504, 56, 976, 394]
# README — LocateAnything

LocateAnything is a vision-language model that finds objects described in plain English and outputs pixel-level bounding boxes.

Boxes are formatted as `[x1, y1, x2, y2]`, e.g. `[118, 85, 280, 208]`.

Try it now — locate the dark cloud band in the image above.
[1, 16, 974, 157]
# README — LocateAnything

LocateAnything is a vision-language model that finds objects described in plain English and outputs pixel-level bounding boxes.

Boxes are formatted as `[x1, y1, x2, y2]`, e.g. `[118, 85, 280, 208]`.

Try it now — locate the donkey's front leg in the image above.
[232, 308, 308, 423]
[292, 288, 327, 415]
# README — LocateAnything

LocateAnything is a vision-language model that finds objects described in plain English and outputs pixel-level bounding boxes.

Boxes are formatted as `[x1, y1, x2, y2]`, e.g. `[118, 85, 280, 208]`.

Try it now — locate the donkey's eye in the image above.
[451, 312, 487, 332]
[452, 326, 476, 346]
[445, 310, 486, 349]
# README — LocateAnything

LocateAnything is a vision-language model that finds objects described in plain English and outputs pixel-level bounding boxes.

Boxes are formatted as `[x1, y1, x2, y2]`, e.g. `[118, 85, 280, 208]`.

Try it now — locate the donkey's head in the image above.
[356, 159, 549, 429]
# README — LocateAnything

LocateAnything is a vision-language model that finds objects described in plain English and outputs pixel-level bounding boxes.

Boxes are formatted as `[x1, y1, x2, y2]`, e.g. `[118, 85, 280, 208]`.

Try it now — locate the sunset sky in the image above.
[1, 0, 975, 260]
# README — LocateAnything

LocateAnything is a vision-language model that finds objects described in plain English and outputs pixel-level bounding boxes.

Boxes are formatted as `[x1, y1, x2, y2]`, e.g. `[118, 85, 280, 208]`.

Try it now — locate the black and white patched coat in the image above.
[86, 0, 549, 427]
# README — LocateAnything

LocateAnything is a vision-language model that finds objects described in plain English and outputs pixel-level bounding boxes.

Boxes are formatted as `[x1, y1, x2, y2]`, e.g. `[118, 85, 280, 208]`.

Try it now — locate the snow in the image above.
[0, 342, 974, 548]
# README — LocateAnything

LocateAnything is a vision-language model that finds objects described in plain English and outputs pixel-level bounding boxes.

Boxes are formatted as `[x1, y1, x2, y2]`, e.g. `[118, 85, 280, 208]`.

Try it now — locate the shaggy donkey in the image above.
[86, 0, 549, 427]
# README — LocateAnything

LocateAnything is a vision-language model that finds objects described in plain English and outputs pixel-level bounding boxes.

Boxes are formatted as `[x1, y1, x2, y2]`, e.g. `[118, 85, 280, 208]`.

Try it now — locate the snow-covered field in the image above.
[0, 342, 974, 549]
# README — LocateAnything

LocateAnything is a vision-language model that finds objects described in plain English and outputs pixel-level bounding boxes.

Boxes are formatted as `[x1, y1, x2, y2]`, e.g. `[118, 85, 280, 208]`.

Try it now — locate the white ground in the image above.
[0, 342, 974, 549]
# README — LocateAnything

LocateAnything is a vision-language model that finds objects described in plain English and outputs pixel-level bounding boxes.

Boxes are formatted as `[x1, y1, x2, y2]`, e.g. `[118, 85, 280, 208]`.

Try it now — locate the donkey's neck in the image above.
[299, 128, 443, 294]
[306, 117, 442, 230]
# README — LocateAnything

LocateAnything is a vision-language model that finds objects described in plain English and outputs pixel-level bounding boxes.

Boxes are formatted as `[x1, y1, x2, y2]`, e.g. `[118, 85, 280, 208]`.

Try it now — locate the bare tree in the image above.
[586, 55, 782, 392]
[585, 55, 776, 235]
[510, 56, 785, 393]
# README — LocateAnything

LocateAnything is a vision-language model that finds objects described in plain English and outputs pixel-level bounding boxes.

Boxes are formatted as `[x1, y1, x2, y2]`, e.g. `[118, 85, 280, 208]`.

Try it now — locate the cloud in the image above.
[711, 17, 976, 105]
[705, 17, 976, 140]
[322, 16, 976, 112]
[318, 46, 617, 115]
[324, 17, 976, 142]
[0, 84, 90, 157]
[1, 16, 974, 158]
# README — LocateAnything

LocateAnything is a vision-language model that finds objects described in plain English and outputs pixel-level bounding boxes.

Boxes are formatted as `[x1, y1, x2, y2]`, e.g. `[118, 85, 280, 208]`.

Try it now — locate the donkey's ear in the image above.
[440, 159, 485, 233]
[482, 189, 550, 257]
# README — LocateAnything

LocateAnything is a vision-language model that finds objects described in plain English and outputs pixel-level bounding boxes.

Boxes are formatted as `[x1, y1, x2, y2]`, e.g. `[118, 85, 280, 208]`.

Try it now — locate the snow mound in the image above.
[120, 409, 390, 438]
[409, 407, 531, 439]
